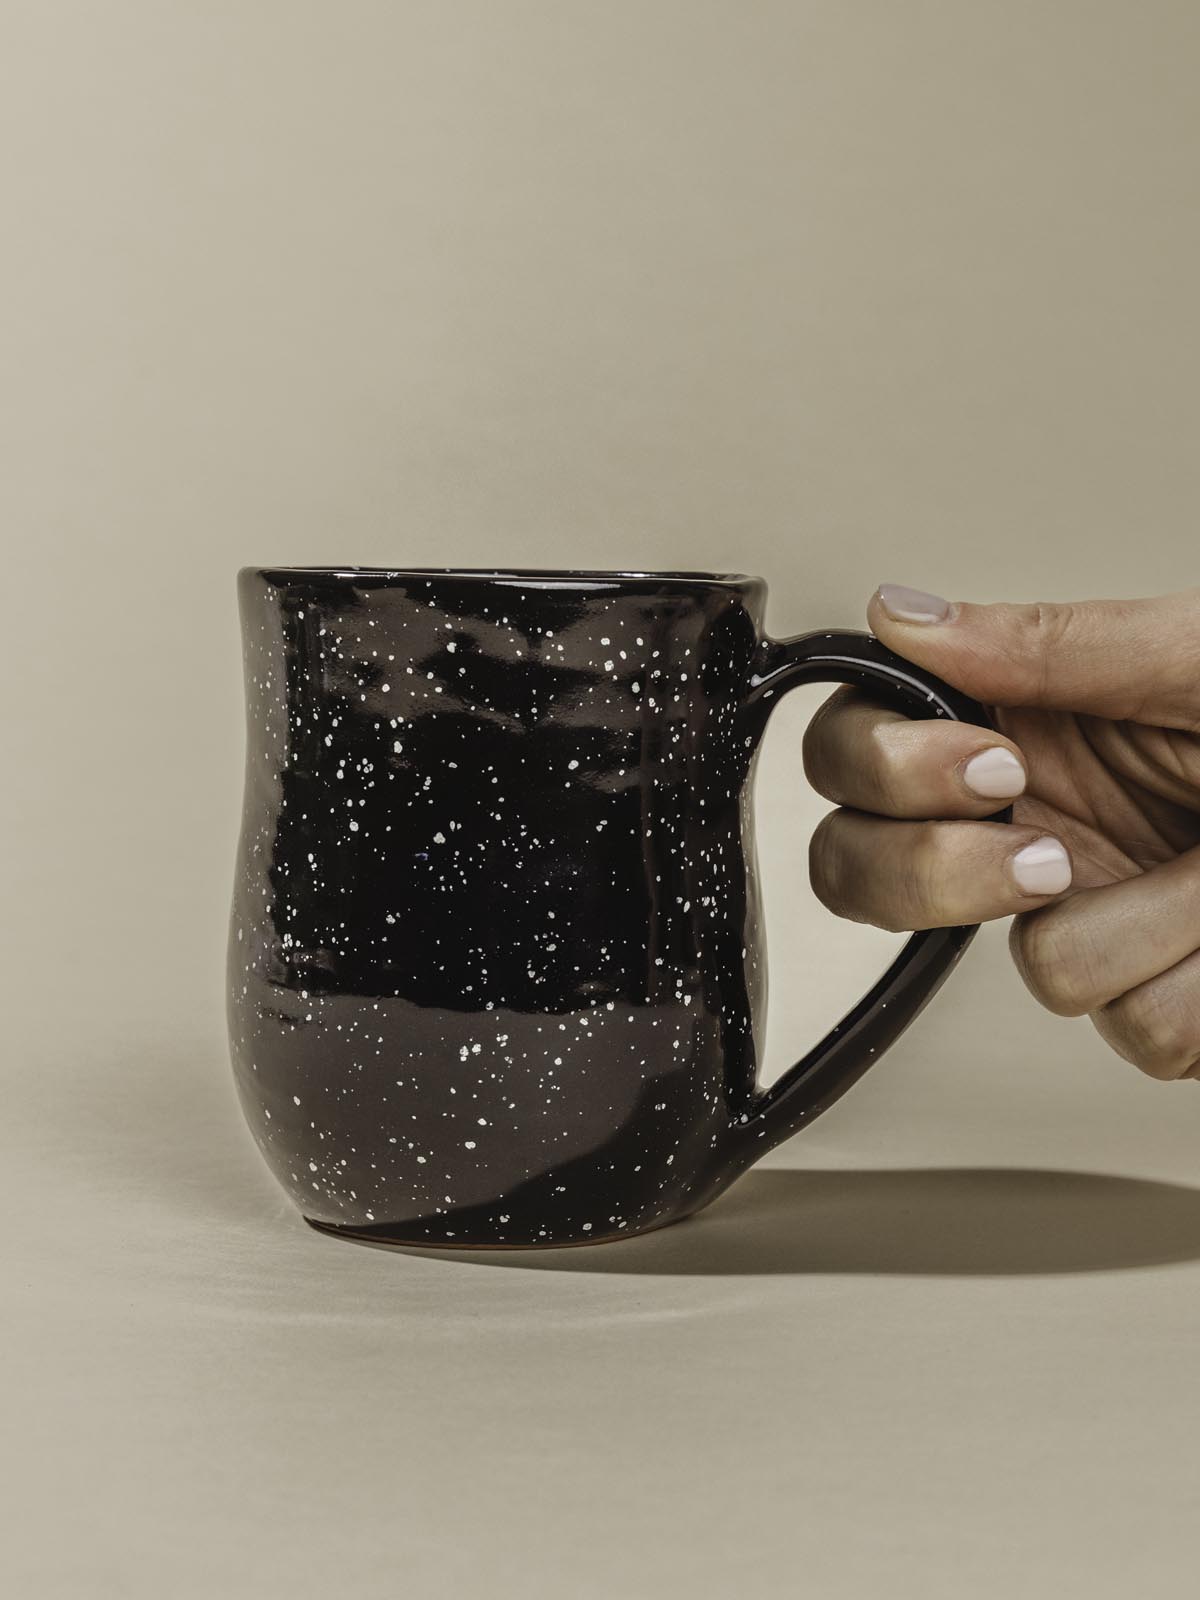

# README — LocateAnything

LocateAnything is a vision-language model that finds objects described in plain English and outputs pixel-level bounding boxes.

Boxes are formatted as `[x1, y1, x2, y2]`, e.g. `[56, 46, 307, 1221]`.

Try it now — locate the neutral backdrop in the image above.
[4, 3, 1199, 1597]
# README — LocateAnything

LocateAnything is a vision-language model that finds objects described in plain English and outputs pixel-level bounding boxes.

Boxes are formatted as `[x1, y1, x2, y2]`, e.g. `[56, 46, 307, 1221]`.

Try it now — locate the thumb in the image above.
[867, 584, 1200, 730]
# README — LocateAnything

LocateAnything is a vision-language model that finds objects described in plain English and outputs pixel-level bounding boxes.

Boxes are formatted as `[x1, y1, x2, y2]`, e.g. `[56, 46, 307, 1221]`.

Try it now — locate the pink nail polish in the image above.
[1010, 837, 1072, 896]
[963, 747, 1026, 799]
[876, 583, 951, 624]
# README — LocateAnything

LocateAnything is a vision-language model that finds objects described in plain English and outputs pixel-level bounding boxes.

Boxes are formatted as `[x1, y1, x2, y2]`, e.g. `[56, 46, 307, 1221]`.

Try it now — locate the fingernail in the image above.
[876, 583, 952, 624]
[963, 747, 1026, 799]
[1010, 836, 1072, 896]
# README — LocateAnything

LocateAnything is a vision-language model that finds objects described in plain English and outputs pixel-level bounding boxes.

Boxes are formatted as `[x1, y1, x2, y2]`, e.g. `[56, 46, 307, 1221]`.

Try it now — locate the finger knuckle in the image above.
[1009, 910, 1094, 1017]
[809, 814, 850, 919]
[801, 688, 858, 800]
[800, 710, 835, 797]
[907, 820, 948, 915]
[863, 722, 911, 815]
[1108, 985, 1199, 1081]
[1022, 602, 1078, 704]
[907, 818, 941, 876]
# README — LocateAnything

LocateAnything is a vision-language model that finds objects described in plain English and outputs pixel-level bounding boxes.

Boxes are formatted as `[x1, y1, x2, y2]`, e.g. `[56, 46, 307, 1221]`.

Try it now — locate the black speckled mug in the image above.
[229, 568, 1005, 1248]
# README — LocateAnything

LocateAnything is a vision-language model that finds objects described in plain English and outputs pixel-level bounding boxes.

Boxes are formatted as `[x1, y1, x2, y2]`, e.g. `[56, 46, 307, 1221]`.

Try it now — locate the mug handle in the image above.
[734, 628, 1012, 1152]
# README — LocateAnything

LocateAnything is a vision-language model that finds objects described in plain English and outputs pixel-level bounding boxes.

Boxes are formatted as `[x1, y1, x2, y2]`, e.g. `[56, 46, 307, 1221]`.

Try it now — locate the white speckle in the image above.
[447, 641, 457, 653]
[433, 831, 446, 844]
[477, 1117, 488, 1126]
[604, 660, 614, 672]
[601, 636, 611, 645]
[349, 819, 359, 831]
[582, 1222, 593, 1231]
[464, 1140, 476, 1150]
[293, 1095, 301, 1105]
[308, 1161, 318, 1172]
[567, 759, 579, 770]
[417, 1155, 427, 1164]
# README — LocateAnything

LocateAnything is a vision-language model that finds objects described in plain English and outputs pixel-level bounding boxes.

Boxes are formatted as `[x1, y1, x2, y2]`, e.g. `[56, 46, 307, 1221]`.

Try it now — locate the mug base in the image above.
[302, 1207, 693, 1252]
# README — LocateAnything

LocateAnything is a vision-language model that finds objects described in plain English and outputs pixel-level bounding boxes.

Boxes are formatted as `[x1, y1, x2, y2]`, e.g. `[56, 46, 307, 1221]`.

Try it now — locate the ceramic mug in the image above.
[228, 568, 1007, 1248]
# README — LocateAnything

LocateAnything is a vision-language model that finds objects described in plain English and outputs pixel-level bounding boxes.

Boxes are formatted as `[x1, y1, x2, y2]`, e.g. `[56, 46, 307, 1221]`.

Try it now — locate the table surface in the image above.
[8, 901, 1200, 1600]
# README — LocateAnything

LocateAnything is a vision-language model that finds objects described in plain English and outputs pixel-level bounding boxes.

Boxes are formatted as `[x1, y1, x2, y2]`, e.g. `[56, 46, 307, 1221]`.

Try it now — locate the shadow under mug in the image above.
[227, 568, 1008, 1248]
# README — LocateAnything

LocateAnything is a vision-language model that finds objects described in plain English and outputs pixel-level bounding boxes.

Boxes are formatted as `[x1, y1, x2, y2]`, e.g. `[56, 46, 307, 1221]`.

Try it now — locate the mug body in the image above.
[228, 568, 770, 1246]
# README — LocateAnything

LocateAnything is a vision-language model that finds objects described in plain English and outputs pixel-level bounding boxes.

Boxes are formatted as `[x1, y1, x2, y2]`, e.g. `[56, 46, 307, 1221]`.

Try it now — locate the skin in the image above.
[802, 587, 1200, 1080]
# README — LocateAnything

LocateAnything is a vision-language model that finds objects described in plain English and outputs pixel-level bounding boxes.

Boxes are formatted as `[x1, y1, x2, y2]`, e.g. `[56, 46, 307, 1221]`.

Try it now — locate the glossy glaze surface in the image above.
[228, 569, 1002, 1247]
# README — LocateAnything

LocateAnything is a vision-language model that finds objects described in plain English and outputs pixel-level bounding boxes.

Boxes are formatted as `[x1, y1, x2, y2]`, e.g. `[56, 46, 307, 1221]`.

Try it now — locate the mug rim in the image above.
[243, 566, 763, 591]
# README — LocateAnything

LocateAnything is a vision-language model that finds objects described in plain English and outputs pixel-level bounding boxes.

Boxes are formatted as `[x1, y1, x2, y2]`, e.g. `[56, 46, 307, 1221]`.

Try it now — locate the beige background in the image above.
[4, 2, 1199, 1596]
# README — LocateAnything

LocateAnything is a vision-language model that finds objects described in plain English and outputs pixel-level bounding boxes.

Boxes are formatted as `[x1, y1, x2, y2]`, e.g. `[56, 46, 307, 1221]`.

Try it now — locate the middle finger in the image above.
[809, 812, 1073, 932]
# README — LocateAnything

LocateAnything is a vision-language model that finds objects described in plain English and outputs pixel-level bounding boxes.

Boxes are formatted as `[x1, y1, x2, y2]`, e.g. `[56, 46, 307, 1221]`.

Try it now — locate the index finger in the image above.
[802, 684, 1028, 820]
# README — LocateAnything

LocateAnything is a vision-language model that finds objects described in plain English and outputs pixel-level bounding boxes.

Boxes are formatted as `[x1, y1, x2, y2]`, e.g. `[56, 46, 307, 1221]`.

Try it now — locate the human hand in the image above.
[803, 585, 1200, 1080]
